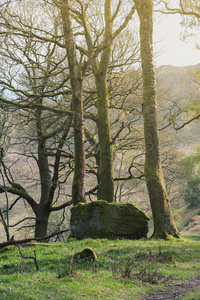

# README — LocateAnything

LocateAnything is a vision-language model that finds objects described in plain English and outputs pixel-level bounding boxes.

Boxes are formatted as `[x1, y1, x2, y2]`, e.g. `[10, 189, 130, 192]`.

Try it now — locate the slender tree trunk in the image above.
[34, 108, 51, 237]
[0, 207, 10, 241]
[96, 75, 114, 202]
[91, 0, 114, 202]
[0, 168, 10, 240]
[60, 0, 86, 206]
[134, 0, 180, 238]
[97, 0, 114, 202]
[72, 81, 85, 205]
[82, 0, 114, 202]
[37, 139, 51, 205]
[35, 146, 51, 237]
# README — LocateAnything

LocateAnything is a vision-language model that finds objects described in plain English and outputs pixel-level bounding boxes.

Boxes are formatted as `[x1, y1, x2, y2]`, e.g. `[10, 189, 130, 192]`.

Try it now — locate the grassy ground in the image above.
[0, 237, 199, 299]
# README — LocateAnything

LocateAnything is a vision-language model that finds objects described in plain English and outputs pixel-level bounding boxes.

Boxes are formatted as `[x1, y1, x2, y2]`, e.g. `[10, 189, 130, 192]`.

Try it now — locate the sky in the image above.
[153, 13, 200, 67]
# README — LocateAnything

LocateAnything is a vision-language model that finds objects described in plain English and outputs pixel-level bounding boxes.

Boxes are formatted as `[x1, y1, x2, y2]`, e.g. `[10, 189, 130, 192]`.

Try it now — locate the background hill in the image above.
[156, 64, 200, 96]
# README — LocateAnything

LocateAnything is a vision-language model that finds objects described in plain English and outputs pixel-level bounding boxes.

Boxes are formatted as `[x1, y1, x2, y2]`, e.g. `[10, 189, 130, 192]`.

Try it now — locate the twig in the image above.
[17, 245, 39, 271]
[111, 122, 124, 145]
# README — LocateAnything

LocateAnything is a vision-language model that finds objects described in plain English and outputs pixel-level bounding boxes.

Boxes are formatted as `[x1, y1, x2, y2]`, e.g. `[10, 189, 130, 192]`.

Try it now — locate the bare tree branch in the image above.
[172, 114, 200, 130]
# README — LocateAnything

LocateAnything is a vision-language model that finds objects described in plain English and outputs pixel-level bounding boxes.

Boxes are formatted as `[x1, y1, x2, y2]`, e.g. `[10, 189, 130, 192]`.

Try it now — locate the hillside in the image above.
[156, 64, 200, 236]
[0, 238, 200, 299]
[156, 64, 200, 97]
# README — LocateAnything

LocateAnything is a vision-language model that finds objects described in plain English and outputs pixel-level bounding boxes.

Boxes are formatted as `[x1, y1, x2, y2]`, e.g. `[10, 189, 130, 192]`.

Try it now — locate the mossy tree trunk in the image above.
[60, 0, 86, 205]
[95, 153, 101, 200]
[82, 0, 114, 202]
[134, 0, 181, 238]
[96, 1, 114, 202]
[77, 0, 135, 202]
[96, 74, 114, 202]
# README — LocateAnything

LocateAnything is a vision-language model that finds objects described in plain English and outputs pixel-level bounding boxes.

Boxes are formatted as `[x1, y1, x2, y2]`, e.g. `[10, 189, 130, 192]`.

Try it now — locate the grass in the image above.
[179, 285, 200, 300]
[0, 237, 199, 299]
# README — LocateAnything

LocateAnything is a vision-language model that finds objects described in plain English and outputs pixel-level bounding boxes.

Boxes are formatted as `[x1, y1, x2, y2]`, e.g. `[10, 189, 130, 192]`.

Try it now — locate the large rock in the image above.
[70, 200, 149, 240]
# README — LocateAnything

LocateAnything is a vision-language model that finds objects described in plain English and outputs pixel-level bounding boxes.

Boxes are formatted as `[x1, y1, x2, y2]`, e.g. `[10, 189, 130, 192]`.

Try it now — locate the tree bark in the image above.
[0, 207, 10, 241]
[89, 0, 114, 202]
[96, 74, 114, 202]
[34, 105, 52, 237]
[34, 205, 50, 238]
[60, 0, 86, 206]
[81, 0, 135, 202]
[134, 0, 181, 238]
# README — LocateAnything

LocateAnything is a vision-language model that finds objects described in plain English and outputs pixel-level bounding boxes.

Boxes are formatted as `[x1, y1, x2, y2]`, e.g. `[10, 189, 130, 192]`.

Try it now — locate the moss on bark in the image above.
[134, 0, 181, 239]
[96, 76, 114, 202]
[60, 0, 85, 206]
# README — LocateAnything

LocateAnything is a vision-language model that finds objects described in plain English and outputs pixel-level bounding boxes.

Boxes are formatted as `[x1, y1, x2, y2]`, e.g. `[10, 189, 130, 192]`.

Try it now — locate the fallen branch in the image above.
[0, 229, 70, 249]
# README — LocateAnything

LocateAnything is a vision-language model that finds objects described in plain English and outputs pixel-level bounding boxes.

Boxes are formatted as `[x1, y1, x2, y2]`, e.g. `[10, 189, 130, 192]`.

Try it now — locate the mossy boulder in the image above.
[73, 247, 97, 261]
[70, 200, 149, 240]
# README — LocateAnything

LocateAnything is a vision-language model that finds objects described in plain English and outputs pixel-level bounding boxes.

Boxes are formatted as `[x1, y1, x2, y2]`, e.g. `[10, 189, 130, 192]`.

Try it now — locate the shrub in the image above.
[184, 177, 200, 208]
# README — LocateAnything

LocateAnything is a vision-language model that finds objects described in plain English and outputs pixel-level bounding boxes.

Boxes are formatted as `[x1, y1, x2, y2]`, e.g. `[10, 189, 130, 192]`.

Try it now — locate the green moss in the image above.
[70, 200, 149, 239]
[73, 247, 98, 261]
[0, 246, 14, 253]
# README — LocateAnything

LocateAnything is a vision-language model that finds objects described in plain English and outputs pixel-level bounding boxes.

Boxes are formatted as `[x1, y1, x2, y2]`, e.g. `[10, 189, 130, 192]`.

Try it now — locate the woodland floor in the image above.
[144, 276, 200, 299]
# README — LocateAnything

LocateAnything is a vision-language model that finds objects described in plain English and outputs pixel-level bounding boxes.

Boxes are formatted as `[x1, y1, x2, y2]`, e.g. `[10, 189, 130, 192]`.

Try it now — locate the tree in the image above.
[74, 0, 136, 202]
[0, 1, 74, 238]
[133, 0, 181, 238]
[60, 0, 86, 205]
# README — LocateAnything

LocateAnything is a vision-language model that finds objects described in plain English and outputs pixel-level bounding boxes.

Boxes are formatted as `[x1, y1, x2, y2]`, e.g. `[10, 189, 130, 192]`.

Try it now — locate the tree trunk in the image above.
[134, 0, 180, 238]
[35, 107, 51, 237]
[37, 139, 51, 205]
[0, 207, 10, 241]
[60, 0, 86, 206]
[72, 80, 85, 205]
[93, 0, 114, 202]
[96, 75, 114, 202]
[35, 205, 51, 238]
[95, 152, 101, 200]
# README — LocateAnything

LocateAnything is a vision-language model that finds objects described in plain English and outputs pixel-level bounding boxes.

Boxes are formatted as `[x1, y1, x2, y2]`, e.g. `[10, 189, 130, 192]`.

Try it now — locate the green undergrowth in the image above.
[0, 237, 199, 299]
